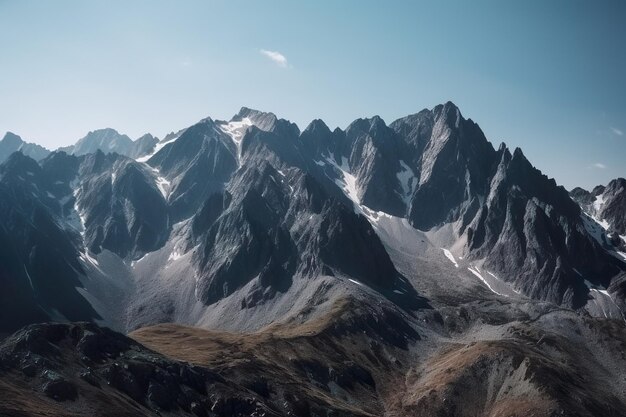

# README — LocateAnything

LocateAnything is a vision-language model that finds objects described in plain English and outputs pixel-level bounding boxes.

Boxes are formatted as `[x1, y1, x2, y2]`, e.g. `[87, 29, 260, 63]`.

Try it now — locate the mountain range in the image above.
[0, 102, 625, 417]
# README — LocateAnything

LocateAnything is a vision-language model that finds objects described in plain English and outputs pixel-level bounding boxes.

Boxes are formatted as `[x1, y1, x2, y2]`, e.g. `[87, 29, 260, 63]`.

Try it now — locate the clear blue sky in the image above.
[0, 0, 624, 189]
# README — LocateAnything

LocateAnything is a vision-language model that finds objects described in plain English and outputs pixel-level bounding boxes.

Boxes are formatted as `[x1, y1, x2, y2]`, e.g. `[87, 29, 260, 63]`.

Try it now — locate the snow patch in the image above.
[581, 213, 626, 260]
[131, 253, 149, 267]
[71, 185, 87, 239]
[80, 251, 105, 274]
[80, 251, 99, 266]
[317, 156, 360, 208]
[154, 173, 170, 199]
[23, 266, 34, 290]
[441, 248, 458, 268]
[468, 265, 506, 296]
[396, 160, 416, 205]
[168, 250, 183, 262]
[592, 193, 605, 214]
[136, 134, 181, 163]
[487, 271, 521, 295]
[219, 117, 253, 161]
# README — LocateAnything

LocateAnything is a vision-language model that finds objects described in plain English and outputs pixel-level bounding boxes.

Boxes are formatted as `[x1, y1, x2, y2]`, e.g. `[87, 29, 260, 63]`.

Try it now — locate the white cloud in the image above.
[592, 163, 607, 169]
[610, 127, 623, 136]
[259, 49, 288, 68]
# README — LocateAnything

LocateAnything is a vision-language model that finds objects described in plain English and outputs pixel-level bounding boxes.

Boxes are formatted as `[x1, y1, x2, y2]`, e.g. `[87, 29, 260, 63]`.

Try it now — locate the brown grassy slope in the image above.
[131, 296, 420, 416]
[132, 298, 626, 417]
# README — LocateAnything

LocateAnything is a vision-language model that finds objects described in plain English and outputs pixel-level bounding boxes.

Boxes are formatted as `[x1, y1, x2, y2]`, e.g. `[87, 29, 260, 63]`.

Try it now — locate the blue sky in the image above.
[0, 0, 624, 189]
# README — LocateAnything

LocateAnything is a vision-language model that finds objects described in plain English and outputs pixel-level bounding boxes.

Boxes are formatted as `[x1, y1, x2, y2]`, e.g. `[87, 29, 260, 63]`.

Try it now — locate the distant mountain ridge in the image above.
[0, 132, 50, 163]
[2, 128, 161, 162]
[59, 128, 159, 158]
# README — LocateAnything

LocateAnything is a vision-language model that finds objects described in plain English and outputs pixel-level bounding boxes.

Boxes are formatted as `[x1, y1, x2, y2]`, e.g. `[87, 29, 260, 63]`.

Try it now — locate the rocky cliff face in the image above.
[572, 178, 626, 235]
[75, 152, 170, 259]
[1, 102, 626, 416]
[0, 102, 624, 334]
[0, 153, 98, 331]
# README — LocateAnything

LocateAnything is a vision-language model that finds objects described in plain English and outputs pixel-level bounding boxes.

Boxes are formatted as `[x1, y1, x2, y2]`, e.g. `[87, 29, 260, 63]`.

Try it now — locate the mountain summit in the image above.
[60, 128, 158, 158]
[0, 132, 50, 163]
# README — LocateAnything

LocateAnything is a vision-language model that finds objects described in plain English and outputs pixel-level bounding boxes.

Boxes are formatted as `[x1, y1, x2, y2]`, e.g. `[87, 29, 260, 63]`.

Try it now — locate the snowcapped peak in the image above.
[220, 118, 253, 143]
[231, 107, 279, 132]
[218, 117, 254, 161]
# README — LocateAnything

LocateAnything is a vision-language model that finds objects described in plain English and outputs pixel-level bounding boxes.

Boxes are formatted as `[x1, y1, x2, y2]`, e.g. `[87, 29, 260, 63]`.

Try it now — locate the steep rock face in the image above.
[388, 108, 434, 163]
[147, 118, 237, 221]
[74, 105, 626, 313]
[183, 108, 389, 309]
[1, 102, 625, 332]
[241, 125, 304, 170]
[343, 116, 408, 216]
[299, 119, 340, 159]
[300, 116, 414, 217]
[0, 132, 50, 163]
[236, 106, 300, 138]
[0, 153, 98, 332]
[129, 133, 159, 158]
[570, 178, 626, 249]
[75, 151, 170, 259]
[178, 110, 407, 310]
[193, 187, 297, 305]
[570, 186, 595, 207]
[466, 147, 621, 306]
[190, 148, 402, 308]
[382, 103, 624, 309]
[601, 178, 626, 235]
[400, 102, 496, 230]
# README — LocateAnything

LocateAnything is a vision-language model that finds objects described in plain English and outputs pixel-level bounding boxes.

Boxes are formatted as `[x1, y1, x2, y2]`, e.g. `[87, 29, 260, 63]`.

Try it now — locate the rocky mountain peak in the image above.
[592, 185, 606, 196]
[0, 151, 42, 180]
[304, 118, 331, 135]
[0, 132, 51, 164]
[433, 100, 462, 128]
[2, 131, 23, 146]
[70, 128, 134, 156]
[234, 107, 278, 130]
[301, 119, 337, 158]
[234, 106, 301, 137]
[606, 178, 626, 193]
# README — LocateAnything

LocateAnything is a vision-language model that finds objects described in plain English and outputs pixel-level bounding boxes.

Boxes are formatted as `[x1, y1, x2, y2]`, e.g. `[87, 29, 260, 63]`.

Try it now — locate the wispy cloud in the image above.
[259, 49, 288, 68]
[592, 163, 607, 169]
[610, 127, 623, 136]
